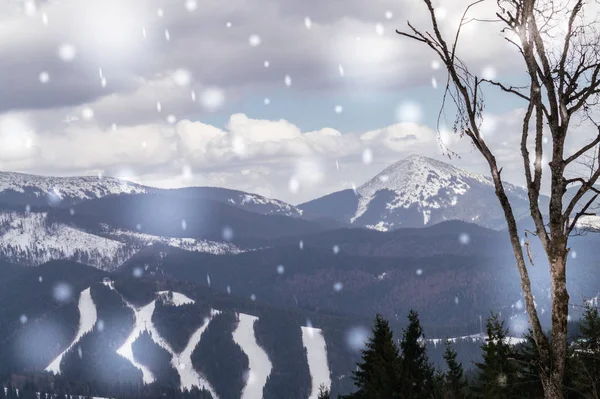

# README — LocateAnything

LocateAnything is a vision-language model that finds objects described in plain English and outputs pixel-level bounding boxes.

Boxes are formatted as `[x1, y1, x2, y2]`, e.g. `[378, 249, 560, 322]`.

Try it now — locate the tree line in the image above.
[319, 306, 600, 399]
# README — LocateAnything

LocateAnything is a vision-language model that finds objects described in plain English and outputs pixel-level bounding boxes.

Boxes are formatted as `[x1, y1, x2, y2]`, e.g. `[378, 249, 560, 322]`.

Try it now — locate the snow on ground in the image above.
[427, 332, 526, 347]
[0, 212, 131, 269]
[109, 230, 243, 255]
[46, 287, 98, 374]
[156, 291, 195, 306]
[232, 313, 273, 399]
[301, 326, 332, 399]
[116, 291, 218, 397]
[116, 300, 157, 384]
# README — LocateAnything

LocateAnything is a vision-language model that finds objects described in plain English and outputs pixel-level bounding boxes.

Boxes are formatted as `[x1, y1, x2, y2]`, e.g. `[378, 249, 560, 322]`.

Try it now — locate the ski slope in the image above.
[232, 313, 273, 399]
[115, 292, 218, 397]
[301, 326, 332, 399]
[46, 287, 98, 374]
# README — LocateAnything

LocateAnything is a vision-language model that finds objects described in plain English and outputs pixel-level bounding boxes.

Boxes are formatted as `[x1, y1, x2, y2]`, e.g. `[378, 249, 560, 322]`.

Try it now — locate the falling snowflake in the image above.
[362, 149, 373, 165]
[24, 1, 36, 16]
[454, 296, 459, 305]
[185, 0, 197, 11]
[482, 66, 497, 80]
[333, 282, 343, 292]
[335, 105, 343, 114]
[333, 245, 340, 254]
[70, 208, 75, 216]
[375, 23, 384, 36]
[222, 226, 234, 241]
[20, 314, 28, 324]
[164, 29, 170, 41]
[336, 160, 340, 170]
[264, 98, 270, 105]
[77, 346, 83, 359]
[250, 294, 256, 301]
[299, 240, 304, 249]
[191, 90, 196, 101]
[435, 7, 448, 20]
[416, 269, 423, 276]
[206, 274, 211, 286]
[97, 319, 105, 332]
[81, 107, 94, 120]
[181, 219, 187, 230]
[277, 265, 285, 275]
[226, 22, 232, 28]
[38, 275, 42, 282]
[338, 64, 345, 77]
[136, 224, 142, 230]
[249, 34, 262, 47]
[232, 136, 245, 155]
[396, 101, 423, 123]
[304, 17, 312, 29]
[142, 27, 147, 38]
[200, 87, 225, 111]
[264, 60, 270, 68]
[379, 175, 389, 182]
[459, 233, 471, 245]
[289, 177, 300, 193]
[156, 101, 162, 112]
[431, 60, 441, 70]
[571, 251, 577, 259]
[157, 8, 164, 17]
[346, 326, 369, 352]
[53, 282, 73, 303]
[58, 44, 76, 62]
[41, 12, 48, 26]
[133, 267, 143, 278]
[284, 74, 292, 87]
[39, 71, 50, 84]
[385, 11, 393, 19]
[431, 77, 438, 89]
[166, 114, 177, 124]
[227, 285, 231, 294]
[172, 69, 192, 86]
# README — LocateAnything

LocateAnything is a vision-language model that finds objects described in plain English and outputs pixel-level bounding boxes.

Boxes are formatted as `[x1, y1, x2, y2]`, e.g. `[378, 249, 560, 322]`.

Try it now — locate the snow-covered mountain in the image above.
[299, 154, 533, 231]
[0, 172, 151, 207]
[0, 171, 303, 218]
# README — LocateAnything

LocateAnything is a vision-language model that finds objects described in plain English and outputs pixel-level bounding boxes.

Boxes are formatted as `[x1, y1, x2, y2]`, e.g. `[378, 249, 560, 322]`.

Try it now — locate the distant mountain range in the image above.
[0, 156, 599, 398]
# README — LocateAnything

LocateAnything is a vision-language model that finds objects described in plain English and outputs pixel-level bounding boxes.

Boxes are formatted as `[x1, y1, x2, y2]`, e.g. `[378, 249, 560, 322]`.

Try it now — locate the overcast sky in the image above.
[1, 0, 597, 204]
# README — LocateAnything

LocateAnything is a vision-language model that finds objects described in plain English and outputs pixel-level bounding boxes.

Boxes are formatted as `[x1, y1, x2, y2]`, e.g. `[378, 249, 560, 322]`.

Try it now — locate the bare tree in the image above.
[397, 0, 600, 397]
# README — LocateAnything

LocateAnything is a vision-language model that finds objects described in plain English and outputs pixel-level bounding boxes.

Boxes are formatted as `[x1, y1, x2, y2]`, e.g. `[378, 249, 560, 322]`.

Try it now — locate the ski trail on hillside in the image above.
[116, 300, 157, 384]
[46, 287, 98, 374]
[301, 326, 332, 399]
[232, 313, 272, 399]
[115, 291, 219, 397]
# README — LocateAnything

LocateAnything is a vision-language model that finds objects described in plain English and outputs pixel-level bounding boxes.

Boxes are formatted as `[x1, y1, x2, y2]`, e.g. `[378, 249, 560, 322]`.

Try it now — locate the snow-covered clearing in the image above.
[156, 291, 195, 306]
[46, 287, 98, 374]
[301, 326, 331, 399]
[109, 230, 243, 255]
[232, 313, 272, 399]
[428, 332, 526, 347]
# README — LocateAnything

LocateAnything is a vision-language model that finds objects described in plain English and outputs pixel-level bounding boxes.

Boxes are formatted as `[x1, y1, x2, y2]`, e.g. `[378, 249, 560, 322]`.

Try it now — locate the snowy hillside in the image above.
[0, 212, 133, 268]
[0, 212, 243, 269]
[300, 154, 532, 231]
[0, 172, 149, 206]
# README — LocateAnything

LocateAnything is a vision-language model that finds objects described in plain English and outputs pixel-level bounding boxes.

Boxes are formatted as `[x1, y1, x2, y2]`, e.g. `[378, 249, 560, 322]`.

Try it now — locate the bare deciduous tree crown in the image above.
[397, 1, 600, 397]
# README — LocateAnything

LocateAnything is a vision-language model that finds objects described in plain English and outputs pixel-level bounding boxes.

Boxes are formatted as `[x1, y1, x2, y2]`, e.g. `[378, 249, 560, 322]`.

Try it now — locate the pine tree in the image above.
[572, 304, 600, 397]
[346, 313, 402, 399]
[474, 312, 519, 398]
[513, 330, 544, 398]
[442, 341, 467, 398]
[398, 310, 436, 398]
[317, 384, 331, 399]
